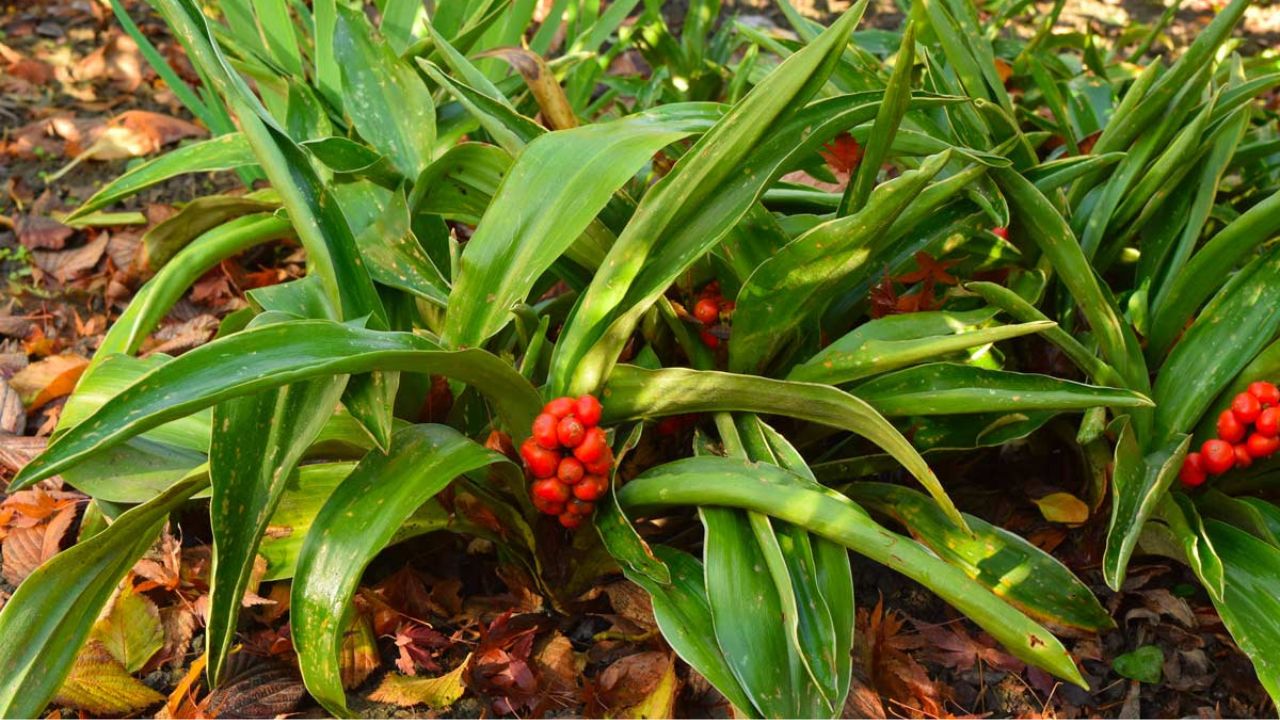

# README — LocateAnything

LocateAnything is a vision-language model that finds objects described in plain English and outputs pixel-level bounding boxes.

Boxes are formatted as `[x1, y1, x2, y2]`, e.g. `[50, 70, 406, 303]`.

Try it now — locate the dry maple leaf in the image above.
[860, 597, 946, 717]
[820, 131, 864, 176]
[467, 612, 548, 715]
[895, 251, 960, 286]
[915, 620, 1025, 674]
[393, 619, 450, 675]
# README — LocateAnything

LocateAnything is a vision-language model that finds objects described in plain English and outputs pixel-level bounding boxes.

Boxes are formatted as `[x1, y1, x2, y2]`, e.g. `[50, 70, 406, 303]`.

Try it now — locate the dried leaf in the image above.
[340, 613, 380, 690]
[393, 620, 449, 675]
[915, 621, 1024, 674]
[1033, 491, 1090, 524]
[53, 641, 165, 715]
[200, 655, 304, 718]
[8, 353, 89, 411]
[91, 584, 164, 672]
[16, 213, 73, 251]
[0, 378, 26, 433]
[369, 654, 470, 709]
[1, 503, 75, 585]
[32, 233, 108, 283]
[157, 654, 207, 719]
[157, 605, 199, 669]
[597, 651, 671, 713]
[616, 654, 678, 719]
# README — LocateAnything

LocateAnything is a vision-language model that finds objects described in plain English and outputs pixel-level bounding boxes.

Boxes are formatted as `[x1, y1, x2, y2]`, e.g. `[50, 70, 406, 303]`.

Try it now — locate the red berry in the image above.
[558, 513, 584, 529]
[992, 227, 1009, 240]
[557, 415, 586, 448]
[520, 439, 560, 478]
[1232, 392, 1262, 424]
[694, 298, 720, 324]
[1247, 432, 1280, 459]
[1201, 439, 1236, 475]
[576, 395, 603, 427]
[532, 495, 565, 516]
[573, 427, 608, 464]
[567, 498, 594, 516]
[532, 478, 570, 504]
[1217, 410, 1247, 444]
[1248, 381, 1280, 407]
[573, 475, 607, 501]
[700, 330, 720, 349]
[532, 413, 560, 449]
[1235, 444, 1254, 469]
[584, 448, 613, 476]
[544, 397, 575, 419]
[1180, 452, 1206, 487]
[557, 456, 585, 485]
[1258, 407, 1280, 437]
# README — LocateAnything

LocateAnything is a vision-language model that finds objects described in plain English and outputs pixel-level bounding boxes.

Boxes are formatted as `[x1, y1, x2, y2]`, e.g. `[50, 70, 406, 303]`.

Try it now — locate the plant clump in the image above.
[520, 395, 610, 528]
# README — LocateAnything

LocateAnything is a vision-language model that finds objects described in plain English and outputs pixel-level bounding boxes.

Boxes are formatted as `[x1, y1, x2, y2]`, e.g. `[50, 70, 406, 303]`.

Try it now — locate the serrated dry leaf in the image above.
[370, 653, 470, 709]
[1, 502, 75, 585]
[157, 604, 199, 670]
[8, 353, 88, 411]
[91, 584, 164, 672]
[53, 641, 165, 715]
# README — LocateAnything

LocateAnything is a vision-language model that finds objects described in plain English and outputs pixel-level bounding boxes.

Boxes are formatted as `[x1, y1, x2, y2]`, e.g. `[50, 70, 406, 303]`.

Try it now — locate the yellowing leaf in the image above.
[1033, 492, 1090, 525]
[53, 641, 165, 715]
[368, 653, 469, 709]
[91, 584, 164, 672]
[340, 613, 380, 690]
[9, 354, 88, 411]
[614, 655, 678, 719]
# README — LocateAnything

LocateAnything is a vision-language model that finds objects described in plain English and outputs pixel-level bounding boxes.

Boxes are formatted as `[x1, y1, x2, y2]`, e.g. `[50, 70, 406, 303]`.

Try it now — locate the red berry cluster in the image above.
[519, 395, 612, 529]
[692, 281, 734, 349]
[1181, 381, 1280, 487]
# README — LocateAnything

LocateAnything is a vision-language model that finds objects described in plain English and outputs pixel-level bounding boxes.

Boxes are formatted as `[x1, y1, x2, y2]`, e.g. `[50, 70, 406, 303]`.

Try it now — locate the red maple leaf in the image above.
[820, 132, 864, 176]
[894, 251, 959, 286]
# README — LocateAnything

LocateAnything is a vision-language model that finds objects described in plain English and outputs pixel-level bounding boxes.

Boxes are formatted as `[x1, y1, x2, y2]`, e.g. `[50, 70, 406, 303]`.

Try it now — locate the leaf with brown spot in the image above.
[53, 642, 165, 715]
[8, 353, 89, 411]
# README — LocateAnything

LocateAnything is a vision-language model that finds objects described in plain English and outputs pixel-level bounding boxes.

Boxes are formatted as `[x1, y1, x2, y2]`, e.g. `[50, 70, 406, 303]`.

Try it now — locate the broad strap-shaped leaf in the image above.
[731, 151, 951, 374]
[846, 482, 1113, 631]
[549, 5, 867, 396]
[617, 457, 1086, 687]
[292, 424, 519, 716]
[68, 133, 256, 220]
[601, 364, 966, 530]
[11, 321, 541, 490]
[351, 189, 449, 308]
[1103, 420, 1190, 590]
[1200, 520, 1280, 706]
[0, 472, 209, 718]
[853, 363, 1153, 416]
[444, 105, 720, 348]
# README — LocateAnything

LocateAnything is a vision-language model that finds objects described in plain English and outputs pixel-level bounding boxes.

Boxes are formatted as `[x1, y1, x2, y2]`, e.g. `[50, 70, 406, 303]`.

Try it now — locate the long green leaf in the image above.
[1201, 520, 1280, 706]
[1103, 421, 1189, 590]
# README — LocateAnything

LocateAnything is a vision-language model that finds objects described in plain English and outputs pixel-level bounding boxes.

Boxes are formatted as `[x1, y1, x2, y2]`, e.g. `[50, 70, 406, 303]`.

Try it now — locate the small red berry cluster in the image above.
[1181, 381, 1280, 487]
[692, 281, 734, 349]
[519, 395, 612, 529]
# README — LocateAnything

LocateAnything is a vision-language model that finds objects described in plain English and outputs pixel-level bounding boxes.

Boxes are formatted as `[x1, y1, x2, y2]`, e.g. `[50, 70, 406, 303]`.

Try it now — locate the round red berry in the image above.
[544, 397, 575, 419]
[567, 498, 594, 516]
[532, 495, 565, 516]
[1180, 452, 1206, 487]
[1217, 409, 1247, 444]
[532, 478, 570, 505]
[1247, 432, 1280, 459]
[557, 416, 586, 448]
[1201, 439, 1236, 475]
[532, 413, 560, 449]
[700, 330, 720, 349]
[573, 427, 608, 464]
[694, 298, 720, 324]
[1232, 392, 1262, 424]
[576, 395, 603, 427]
[1257, 407, 1280, 437]
[992, 227, 1009, 240]
[574, 475, 607, 501]
[1235, 444, 1254, 469]
[558, 513, 584, 529]
[520, 439, 560, 478]
[557, 456, 585, 485]
[1248, 381, 1280, 407]
[584, 448, 613, 476]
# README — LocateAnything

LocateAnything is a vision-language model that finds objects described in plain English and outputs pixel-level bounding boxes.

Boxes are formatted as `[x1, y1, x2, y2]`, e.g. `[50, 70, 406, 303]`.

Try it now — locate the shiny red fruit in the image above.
[573, 475, 607, 501]
[992, 227, 1009, 240]
[544, 397, 575, 419]
[1201, 439, 1236, 475]
[532, 496, 565, 516]
[557, 456, 585, 485]
[558, 513, 584, 529]
[557, 416, 586, 448]
[1247, 432, 1280, 459]
[1232, 392, 1262, 424]
[1217, 409, 1247, 444]
[567, 498, 595, 516]
[1257, 407, 1280, 437]
[576, 395, 603, 427]
[584, 448, 613, 476]
[694, 298, 720, 324]
[1180, 452, 1206, 487]
[573, 427, 608, 464]
[532, 478, 570, 504]
[1248, 381, 1280, 407]
[700, 330, 720, 349]
[532, 413, 560, 449]
[520, 439, 560, 478]
[1233, 443, 1254, 471]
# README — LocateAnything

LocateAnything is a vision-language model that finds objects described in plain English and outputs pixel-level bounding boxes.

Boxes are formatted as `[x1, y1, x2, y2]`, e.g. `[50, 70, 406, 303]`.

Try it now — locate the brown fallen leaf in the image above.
[0, 378, 25, 434]
[142, 314, 219, 357]
[73, 32, 143, 92]
[8, 353, 88, 411]
[16, 197, 73, 250]
[79, 110, 206, 160]
[1, 503, 76, 586]
[915, 620, 1024, 674]
[32, 232, 109, 284]
[596, 651, 671, 712]
[340, 613, 380, 690]
[53, 641, 165, 716]
[157, 604, 199, 670]
[200, 654, 305, 718]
